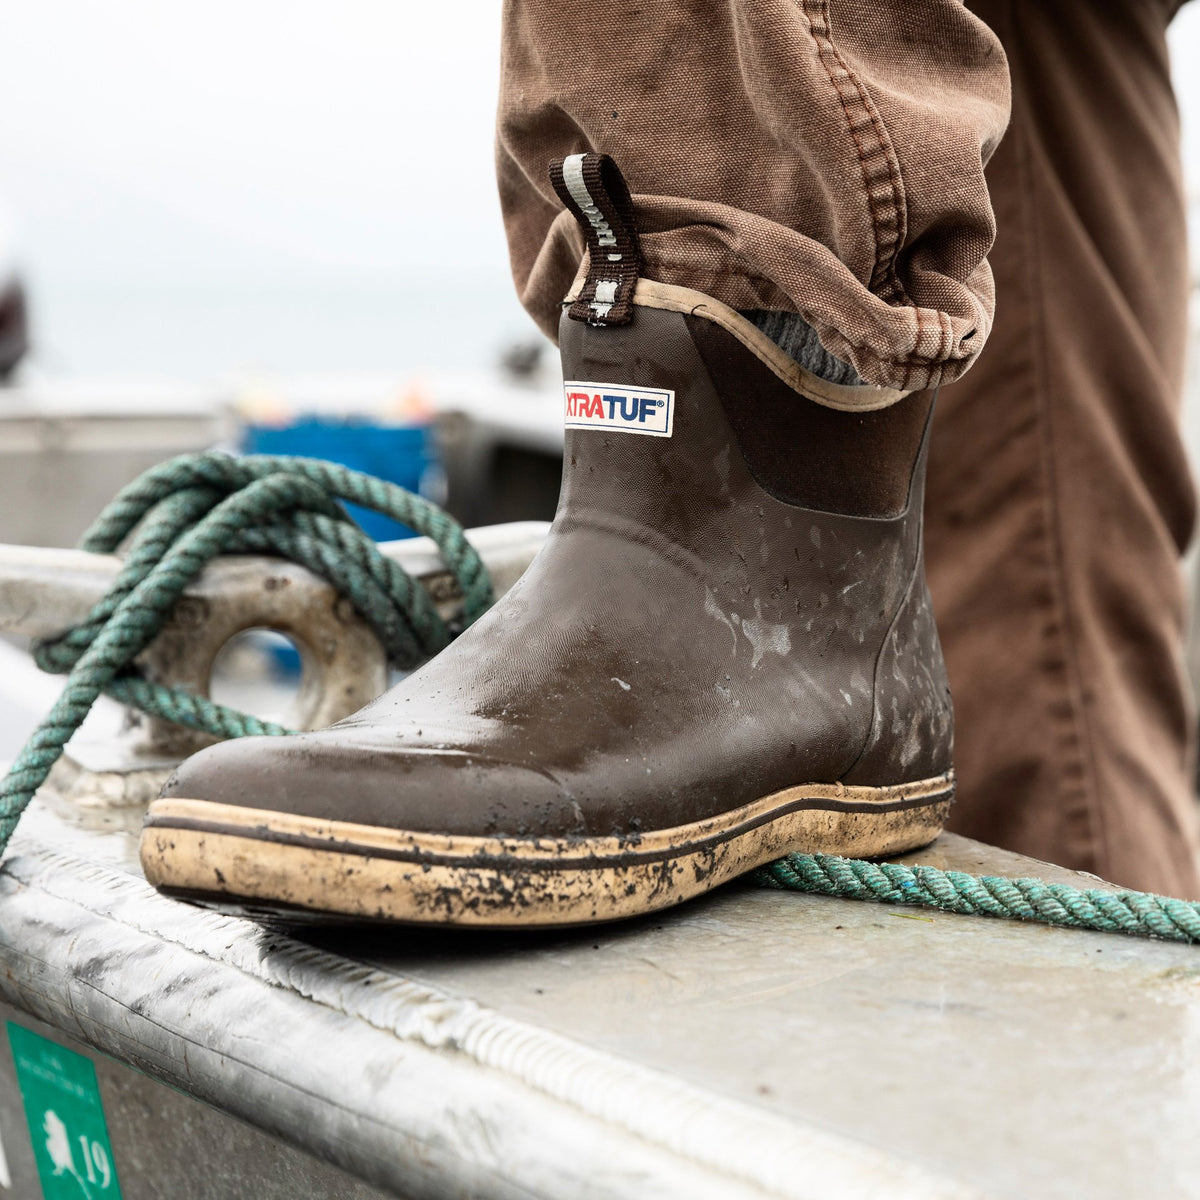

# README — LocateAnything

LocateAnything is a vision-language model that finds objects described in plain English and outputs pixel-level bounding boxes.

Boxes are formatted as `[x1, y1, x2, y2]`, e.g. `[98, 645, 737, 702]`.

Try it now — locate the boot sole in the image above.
[139, 772, 953, 927]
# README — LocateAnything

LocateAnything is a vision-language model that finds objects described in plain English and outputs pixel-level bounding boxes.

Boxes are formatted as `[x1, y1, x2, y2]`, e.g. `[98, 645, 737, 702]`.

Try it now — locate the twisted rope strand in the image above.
[80, 454, 491, 624]
[754, 854, 1200, 944]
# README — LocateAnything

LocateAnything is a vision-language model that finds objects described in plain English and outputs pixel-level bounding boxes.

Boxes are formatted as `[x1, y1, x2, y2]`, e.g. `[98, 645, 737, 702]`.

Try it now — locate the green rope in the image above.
[3, 451, 1199, 946]
[0, 452, 493, 853]
[754, 854, 1200, 944]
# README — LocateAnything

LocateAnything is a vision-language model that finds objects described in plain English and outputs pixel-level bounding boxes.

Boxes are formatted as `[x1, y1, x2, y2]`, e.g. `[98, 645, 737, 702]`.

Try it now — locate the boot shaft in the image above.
[555, 286, 951, 791]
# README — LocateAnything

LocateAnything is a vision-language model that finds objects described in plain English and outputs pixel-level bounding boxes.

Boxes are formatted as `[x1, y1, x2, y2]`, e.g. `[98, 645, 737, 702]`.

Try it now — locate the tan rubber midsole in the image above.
[145, 772, 953, 864]
[140, 773, 953, 927]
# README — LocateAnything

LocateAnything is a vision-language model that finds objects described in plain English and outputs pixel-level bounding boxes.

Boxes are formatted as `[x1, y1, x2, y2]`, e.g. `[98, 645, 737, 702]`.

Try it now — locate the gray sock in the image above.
[741, 310, 865, 387]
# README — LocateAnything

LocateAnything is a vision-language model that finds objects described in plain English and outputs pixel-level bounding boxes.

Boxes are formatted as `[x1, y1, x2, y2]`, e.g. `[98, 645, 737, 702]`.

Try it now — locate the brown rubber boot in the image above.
[140, 156, 953, 927]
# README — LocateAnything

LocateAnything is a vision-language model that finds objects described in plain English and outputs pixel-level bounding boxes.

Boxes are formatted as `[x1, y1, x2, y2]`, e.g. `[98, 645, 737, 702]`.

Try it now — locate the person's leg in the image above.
[142, 2, 1019, 924]
[929, 0, 1200, 895]
[497, 0, 1010, 393]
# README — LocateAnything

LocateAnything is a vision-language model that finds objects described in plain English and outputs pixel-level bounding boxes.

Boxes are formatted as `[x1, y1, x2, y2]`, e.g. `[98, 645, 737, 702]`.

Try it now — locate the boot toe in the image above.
[155, 729, 583, 839]
[158, 734, 310, 814]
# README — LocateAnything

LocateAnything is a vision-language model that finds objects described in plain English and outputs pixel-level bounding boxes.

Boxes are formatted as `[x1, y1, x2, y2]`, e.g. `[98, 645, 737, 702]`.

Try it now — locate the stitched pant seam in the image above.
[799, 0, 910, 309]
[1011, 16, 1110, 877]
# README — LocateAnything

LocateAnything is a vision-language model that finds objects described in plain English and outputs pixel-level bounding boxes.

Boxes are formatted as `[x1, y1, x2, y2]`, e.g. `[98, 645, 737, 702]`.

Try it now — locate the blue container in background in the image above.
[236, 413, 441, 680]
[241, 417, 439, 542]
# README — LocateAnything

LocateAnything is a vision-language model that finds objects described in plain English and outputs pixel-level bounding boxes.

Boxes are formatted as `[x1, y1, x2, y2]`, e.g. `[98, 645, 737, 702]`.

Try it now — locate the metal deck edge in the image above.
[0, 831, 988, 1200]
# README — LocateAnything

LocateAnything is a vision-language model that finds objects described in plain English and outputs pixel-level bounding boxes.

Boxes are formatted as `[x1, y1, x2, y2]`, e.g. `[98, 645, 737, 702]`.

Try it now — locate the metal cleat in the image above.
[0, 521, 548, 818]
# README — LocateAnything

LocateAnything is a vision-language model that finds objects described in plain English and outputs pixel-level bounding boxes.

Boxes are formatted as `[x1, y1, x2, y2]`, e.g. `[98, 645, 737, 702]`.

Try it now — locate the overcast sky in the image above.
[2, 2, 1200, 373]
[0, 1, 508, 289]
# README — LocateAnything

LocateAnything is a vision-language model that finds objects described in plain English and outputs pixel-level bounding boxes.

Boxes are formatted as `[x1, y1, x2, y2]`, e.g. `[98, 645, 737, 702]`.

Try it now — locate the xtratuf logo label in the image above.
[563, 381, 674, 438]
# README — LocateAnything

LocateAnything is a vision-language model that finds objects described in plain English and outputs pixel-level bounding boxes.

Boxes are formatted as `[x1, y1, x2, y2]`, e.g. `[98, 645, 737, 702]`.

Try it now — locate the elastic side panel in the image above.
[684, 314, 933, 518]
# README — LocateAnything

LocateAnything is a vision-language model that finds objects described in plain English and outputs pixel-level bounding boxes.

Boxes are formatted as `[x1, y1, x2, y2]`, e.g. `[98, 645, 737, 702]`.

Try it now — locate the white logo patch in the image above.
[563, 381, 674, 438]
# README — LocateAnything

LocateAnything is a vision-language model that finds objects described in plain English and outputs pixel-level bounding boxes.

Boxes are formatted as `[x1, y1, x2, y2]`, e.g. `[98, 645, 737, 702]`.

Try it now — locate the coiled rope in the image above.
[2, 452, 1199, 945]
[0, 453, 492, 851]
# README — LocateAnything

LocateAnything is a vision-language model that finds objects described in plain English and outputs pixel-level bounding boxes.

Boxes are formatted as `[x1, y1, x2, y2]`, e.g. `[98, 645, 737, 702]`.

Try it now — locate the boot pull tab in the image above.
[549, 153, 642, 327]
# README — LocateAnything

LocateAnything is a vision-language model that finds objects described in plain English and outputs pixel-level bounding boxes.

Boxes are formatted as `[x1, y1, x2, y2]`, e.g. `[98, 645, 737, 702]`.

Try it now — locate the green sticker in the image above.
[6, 1023, 122, 1200]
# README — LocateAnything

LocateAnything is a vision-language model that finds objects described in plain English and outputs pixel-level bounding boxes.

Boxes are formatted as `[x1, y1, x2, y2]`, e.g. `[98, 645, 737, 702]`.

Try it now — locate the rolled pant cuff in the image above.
[536, 210, 994, 393]
[643, 258, 995, 394]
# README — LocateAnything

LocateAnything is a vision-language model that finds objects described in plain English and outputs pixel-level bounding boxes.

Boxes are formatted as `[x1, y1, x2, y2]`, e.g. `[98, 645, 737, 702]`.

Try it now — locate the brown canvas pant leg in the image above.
[496, 0, 1200, 894]
[497, 0, 1011, 392]
[929, 0, 1200, 896]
